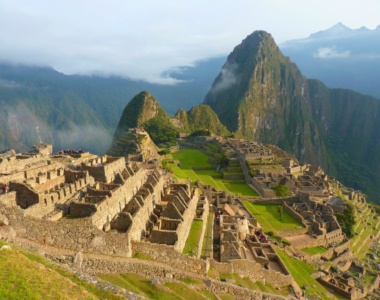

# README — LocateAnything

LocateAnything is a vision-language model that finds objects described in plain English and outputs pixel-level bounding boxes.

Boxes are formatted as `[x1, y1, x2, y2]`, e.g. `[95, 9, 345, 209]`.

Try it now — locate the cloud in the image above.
[313, 47, 351, 58]
[0, 79, 22, 89]
[1, 102, 111, 154]
[55, 124, 112, 155]
[1, 1, 380, 82]
[210, 61, 239, 95]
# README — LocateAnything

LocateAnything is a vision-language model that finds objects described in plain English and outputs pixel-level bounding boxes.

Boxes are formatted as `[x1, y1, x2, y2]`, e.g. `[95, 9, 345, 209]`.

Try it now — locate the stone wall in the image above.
[82, 156, 127, 183]
[132, 241, 208, 275]
[278, 227, 308, 237]
[283, 202, 309, 228]
[174, 189, 200, 252]
[334, 240, 350, 256]
[126, 173, 164, 241]
[90, 167, 147, 230]
[251, 177, 275, 197]
[0, 191, 17, 206]
[0, 203, 133, 257]
[211, 281, 288, 300]
[0, 154, 47, 175]
[195, 197, 210, 258]
[209, 259, 292, 288]
[10, 182, 39, 209]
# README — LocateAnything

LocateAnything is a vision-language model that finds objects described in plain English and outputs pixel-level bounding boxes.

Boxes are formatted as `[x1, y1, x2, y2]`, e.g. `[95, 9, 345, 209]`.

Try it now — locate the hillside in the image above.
[173, 104, 230, 136]
[204, 30, 380, 202]
[111, 91, 179, 148]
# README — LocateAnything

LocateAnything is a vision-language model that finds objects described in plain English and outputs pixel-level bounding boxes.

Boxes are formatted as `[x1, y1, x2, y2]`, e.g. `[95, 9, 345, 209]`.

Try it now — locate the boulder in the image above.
[0, 245, 12, 251]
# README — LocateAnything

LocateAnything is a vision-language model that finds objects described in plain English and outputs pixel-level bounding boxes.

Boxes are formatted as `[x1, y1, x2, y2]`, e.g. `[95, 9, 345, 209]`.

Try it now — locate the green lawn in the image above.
[274, 247, 342, 300]
[183, 220, 203, 256]
[242, 201, 302, 233]
[167, 149, 258, 197]
[301, 246, 328, 255]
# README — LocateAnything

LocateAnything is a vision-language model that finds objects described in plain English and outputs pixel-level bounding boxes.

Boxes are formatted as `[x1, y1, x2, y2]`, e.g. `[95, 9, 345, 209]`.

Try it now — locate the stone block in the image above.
[0, 214, 9, 226]
[0, 225, 16, 242]
[73, 251, 83, 269]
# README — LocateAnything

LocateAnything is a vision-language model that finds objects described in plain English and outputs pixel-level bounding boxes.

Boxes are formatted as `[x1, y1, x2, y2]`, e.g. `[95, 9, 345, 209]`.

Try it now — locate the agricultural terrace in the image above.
[242, 201, 303, 234]
[301, 246, 328, 255]
[99, 273, 217, 300]
[275, 247, 344, 300]
[165, 149, 258, 197]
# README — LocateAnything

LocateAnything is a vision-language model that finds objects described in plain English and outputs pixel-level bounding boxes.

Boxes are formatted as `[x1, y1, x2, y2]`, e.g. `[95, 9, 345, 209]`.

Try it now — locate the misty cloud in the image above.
[0, 102, 112, 154]
[0, 79, 22, 89]
[55, 125, 112, 155]
[210, 62, 239, 95]
[313, 47, 351, 59]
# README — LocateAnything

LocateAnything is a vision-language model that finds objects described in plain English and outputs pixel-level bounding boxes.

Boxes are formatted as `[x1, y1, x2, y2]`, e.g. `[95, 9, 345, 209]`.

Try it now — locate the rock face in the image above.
[204, 30, 380, 202]
[204, 31, 325, 165]
[112, 91, 164, 142]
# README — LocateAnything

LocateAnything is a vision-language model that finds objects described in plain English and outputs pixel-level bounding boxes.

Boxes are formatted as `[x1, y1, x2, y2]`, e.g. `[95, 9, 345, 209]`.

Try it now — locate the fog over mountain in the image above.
[280, 23, 380, 98]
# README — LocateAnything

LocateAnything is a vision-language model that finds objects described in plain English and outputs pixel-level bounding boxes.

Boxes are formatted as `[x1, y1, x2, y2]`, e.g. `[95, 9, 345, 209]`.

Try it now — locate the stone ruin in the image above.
[283, 194, 345, 247]
[200, 184, 290, 277]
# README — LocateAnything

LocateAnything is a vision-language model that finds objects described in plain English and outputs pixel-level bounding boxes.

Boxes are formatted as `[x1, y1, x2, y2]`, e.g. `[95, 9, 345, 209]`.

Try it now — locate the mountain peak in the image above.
[310, 22, 353, 39]
[112, 91, 163, 142]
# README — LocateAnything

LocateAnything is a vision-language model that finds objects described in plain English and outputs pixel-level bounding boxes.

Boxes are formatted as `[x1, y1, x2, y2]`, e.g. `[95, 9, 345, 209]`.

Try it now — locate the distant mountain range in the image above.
[280, 22, 380, 98]
[0, 58, 224, 154]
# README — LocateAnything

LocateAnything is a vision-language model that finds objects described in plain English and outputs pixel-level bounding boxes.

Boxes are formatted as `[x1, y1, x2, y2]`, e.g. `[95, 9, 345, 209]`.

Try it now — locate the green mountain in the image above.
[204, 31, 380, 202]
[111, 91, 179, 147]
[173, 104, 230, 136]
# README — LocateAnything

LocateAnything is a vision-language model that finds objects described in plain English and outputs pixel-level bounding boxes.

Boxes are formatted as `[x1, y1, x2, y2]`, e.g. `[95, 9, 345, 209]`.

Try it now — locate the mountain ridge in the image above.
[204, 30, 380, 202]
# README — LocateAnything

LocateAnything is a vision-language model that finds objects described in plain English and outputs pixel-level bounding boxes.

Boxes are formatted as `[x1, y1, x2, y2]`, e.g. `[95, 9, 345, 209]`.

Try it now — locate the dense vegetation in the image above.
[335, 203, 356, 238]
[143, 118, 179, 145]
[174, 104, 230, 136]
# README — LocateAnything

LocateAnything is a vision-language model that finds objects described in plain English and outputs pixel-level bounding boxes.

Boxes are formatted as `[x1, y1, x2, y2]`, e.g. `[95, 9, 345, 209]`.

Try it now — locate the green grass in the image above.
[165, 282, 209, 299]
[0, 246, 120, 300]
[99, 273, 216, 300]
[242, 201, 302, 233]
[218, 273, 291, 297]
[183, 220, 203, 256]
[224, 183, 258, 196]
[275, 247, 341, 300]
[201, 211, 214, 259]
[132, 252, 154, 261]
[99, 273, 179, 300]
[218, 295, 235, 300]
[167, 149, 258, 197]
[301, 246, 328, 255]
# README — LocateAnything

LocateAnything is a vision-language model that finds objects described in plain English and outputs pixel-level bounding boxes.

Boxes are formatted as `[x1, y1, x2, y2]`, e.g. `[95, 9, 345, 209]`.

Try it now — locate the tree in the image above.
[272, 185, 290, 221]
[272, 185, 290, 198]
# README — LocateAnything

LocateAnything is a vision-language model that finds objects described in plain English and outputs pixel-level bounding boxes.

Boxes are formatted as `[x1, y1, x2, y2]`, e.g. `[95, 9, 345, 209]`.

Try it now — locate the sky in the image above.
[1, 0, 379, 84]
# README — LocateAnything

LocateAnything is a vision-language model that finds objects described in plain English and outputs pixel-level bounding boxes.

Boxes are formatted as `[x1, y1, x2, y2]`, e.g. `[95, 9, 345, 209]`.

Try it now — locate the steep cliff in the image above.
[204, 31, 380, 202]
